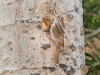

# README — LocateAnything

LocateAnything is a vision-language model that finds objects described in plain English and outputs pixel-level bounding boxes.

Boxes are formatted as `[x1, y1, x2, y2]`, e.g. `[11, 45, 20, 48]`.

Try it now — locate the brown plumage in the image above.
[41, 17, 64, 63]
[50, 18, 64, 63]
[50, 19, 64, 45]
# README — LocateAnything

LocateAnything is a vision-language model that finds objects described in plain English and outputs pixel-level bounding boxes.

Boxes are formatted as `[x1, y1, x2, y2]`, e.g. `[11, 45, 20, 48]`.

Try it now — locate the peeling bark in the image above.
[0, 0, 87, 75]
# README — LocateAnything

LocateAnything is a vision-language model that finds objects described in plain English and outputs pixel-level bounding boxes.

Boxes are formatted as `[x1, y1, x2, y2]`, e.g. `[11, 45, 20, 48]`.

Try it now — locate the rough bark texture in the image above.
[0, 0, 87, 75]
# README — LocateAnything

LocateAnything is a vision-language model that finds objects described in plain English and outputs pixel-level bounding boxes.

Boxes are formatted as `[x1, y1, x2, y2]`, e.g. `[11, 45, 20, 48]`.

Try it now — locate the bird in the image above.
[41, 17, 64, 63]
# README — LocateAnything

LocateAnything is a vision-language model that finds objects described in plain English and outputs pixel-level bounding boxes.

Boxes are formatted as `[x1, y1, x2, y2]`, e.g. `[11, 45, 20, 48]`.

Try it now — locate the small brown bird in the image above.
[41, 17, 64, 63]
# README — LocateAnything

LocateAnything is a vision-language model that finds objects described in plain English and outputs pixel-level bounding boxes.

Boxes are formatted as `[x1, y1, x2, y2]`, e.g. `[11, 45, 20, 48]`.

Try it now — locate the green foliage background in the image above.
[83, 0, 100, 30]
[83, 0, 100, 75]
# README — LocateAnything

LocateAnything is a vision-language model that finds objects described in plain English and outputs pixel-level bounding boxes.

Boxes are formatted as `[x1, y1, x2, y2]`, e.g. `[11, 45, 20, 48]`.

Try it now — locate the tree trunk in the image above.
[0, 0, 87, 75]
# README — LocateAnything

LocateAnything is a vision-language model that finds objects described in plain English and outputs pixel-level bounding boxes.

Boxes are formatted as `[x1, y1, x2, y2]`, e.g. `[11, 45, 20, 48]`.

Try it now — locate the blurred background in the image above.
[83, 0, 100, 75]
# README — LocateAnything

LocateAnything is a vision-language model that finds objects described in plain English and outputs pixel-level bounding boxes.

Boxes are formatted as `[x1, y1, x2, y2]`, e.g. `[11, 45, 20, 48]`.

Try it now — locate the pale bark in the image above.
[0, 0, 87, 75]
